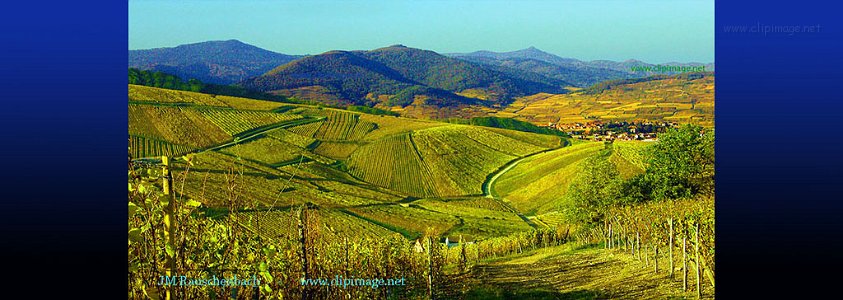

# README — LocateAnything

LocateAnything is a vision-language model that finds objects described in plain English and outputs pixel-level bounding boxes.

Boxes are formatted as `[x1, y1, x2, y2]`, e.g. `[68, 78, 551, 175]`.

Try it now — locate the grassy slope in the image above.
[494, 142, 604, 215]
[442, 243, 713, 299]
[416, 198, 533, 241]
[130, 86, 575, 242]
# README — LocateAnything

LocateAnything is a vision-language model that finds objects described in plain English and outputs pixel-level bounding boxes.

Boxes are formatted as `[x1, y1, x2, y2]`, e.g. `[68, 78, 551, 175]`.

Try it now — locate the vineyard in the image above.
[572, 196, 716, 298]
[313, 141, 360, 160]
[411, 126, 542, 196]
[415, 199, 534, 241]
[265, 128, 317, 148]
[128, 104, 230, 149]
[286, 121, 323, 138]
[129, 84, 292, 111]
[175, 151, 396, 208]
[346, 133, 439, 198]
[344, 205, 460, 239]
[198, 108, 302, 136]
[129, 84, 229, 107]
[464, 74, 714, 127]
[312, 110, 377, 141]
[128, 85, 714, 299]
[128, 135, 195, 158]
[218, 136, 307, 165]
[214, 95, 290, 111]
[493, 142, 604, 215]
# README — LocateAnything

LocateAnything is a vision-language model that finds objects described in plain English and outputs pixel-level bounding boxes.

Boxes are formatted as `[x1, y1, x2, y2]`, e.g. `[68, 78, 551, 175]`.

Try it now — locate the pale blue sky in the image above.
[129, 0, 713, 63]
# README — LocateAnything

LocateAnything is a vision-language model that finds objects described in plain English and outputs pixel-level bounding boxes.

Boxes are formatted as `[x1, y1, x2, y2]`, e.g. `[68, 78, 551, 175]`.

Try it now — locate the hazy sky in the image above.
[129, 0, 714, 63]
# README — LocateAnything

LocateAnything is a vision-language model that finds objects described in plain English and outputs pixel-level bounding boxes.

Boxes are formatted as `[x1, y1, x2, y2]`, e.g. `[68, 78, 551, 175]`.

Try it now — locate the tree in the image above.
[563, 151, 624, 224]
[641, 124, 714, 200]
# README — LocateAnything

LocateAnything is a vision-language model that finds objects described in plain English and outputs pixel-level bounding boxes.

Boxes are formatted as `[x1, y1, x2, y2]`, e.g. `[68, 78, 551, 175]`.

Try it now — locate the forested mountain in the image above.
[129, 41, 713, 111]
[449, 47, 713, 87]
[129, 40, 302, 85]
[240, 45, 569, 107]
[359, 45, 566, 97]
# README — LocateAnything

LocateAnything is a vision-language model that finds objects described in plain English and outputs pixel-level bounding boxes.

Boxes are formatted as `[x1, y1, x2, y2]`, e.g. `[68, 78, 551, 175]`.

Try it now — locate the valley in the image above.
[128, 42, 715, 300]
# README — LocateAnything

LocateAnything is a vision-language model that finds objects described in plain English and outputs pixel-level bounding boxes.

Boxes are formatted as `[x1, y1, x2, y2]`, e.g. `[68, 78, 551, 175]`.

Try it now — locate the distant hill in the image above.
[128, 68, 294, 104]
[240, 45, 569, 108]
[466, 117, 568, 137]
[480, 72, 715, 127]
[449, 47, 713, 87]
[129, 40, 302, 85]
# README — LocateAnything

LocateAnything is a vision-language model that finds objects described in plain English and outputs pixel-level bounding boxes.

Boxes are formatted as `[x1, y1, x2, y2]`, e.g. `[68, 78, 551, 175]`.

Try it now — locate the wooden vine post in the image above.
[161, 156, 176, 300]
[427, 236, 433, 300]
[636, 231, 641, 260]
[695, 223, 702, 298]
[683, 236, 688, 291]
[608, 223, 613, 249]
[654, 245, 659, 273]
[669, 218, 674, 278]
[344, 237, 350, 280]
[298, 206, 311, 300]
[459, 235, 467, 273]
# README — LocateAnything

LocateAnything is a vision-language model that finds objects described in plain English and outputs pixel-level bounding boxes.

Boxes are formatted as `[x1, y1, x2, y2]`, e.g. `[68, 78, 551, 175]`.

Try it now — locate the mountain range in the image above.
[447, 47, 714, 87]
[129, 40, 302, 84]
[129, 40, 713, 108]
[240, 45, 568, 107]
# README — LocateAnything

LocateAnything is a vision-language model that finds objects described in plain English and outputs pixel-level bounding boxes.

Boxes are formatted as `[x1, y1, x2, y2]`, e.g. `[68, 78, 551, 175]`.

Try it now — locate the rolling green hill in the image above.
[128, 86, 568, 239]
[492, 142, 604, 215]
[129, 82, 715, 298]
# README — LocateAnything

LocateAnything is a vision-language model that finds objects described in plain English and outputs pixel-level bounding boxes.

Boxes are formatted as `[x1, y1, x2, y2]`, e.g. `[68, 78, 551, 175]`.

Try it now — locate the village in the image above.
[548, 120, 679, 142]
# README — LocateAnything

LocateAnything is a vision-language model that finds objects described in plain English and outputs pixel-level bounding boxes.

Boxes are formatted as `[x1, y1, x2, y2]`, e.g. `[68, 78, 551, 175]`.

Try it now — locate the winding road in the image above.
[481, 146, 565, 229]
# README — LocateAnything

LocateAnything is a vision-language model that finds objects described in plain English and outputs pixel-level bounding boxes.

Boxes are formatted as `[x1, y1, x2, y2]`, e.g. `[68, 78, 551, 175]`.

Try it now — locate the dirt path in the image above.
[441, 243, 713, 299]
[480, 148, 562, 229]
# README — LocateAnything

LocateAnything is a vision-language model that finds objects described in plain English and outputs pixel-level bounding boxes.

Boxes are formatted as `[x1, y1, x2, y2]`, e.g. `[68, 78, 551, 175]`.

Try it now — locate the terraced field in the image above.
[213, 95, 290, 111]
[286, 121, 323, 138]
[412, 126, 545, 196]
[175, 151, 397, 208]
[264, 128, 317, 148]
[237, 209, 397, 241]
[129, 85, 292, 111]
[312, 110, 377, 141]
[129, 135, 195, 158]
[346, 133, 439, 197]
[313, 141, 360, 160]
[345, 205, 460, 238]
[218, 136, 306, 165]
[416, 198, 533, 241]
[357, 114, 444, 140]
[493, 142, 604, 215]
[457, 75, 714, 127]
[129, 76, 714, 298]
[343, 123, 560, 198]
[129, 84, 228, 106]
[534, 211, 568, 228]
[483, 127, 564, 148]
[129, 104, 230, 148]
[197, 108, 302, 136]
